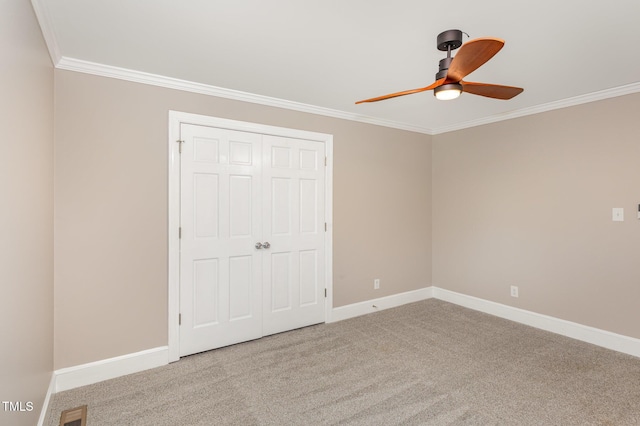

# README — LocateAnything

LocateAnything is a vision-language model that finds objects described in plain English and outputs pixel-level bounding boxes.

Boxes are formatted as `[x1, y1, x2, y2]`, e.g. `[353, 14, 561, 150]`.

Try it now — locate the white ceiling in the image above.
[33, 0, 640, 134]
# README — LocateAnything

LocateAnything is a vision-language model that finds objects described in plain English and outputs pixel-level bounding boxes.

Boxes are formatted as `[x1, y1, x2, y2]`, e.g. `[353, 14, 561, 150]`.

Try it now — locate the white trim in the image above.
[58, 57, 432, 135]
[433, 287, 640, 358]
[167, 112, 181, 362]
[328, 287, 434, 323]
[324, 137, 334, 327]
[46, 287, 640, 394]
[30, 0, 61, 64]
[36, 373, 56, 426]
[54, 57, 640, 136]
[54, 347, 169, 393]
[167, 111, 334, 362]
[431, 82, 640, 134]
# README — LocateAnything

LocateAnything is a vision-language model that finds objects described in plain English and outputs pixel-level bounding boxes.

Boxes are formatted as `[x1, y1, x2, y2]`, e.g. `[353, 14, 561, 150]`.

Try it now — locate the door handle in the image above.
[255, 242, 263, 250]
[262, 242, 271, 249]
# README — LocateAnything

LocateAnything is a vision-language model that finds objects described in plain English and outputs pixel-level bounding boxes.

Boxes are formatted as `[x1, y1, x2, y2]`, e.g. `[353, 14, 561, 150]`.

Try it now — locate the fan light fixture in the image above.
[434, 83, 462, 100]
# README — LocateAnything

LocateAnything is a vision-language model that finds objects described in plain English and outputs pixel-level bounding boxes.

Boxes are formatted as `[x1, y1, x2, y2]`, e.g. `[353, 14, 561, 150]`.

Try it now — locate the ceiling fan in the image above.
[356, 29, 523, 104]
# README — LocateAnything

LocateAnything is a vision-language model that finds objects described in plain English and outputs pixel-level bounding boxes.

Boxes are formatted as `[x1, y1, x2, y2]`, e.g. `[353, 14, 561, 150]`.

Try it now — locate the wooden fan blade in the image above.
[461, 81, 524, 99]
[445, 38, 504, 83]
[355, 78, 445, 104]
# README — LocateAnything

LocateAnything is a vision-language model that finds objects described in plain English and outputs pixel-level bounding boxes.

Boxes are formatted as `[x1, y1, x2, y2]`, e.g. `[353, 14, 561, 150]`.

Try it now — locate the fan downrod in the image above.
[435, 29, 463, 80]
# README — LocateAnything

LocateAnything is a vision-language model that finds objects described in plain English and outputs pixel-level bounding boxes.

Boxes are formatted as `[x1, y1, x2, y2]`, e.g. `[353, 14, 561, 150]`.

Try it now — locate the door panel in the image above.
[229, 255, 254, 320]
[262, 135, 325, 336]
[179, 124, 262, 357]
[299, 249, 318, 306]
[229, 175, 252, 238]
[193, 258, 219, 326]
[193, 173, 219, 238]
[271, 178, 292, 235]
[300, 179, 318, 233]
[271, 252, 292, 312]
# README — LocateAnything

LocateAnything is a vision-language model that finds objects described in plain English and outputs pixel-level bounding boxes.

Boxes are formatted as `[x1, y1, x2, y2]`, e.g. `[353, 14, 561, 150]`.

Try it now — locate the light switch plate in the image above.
[612, 208, 624, 222]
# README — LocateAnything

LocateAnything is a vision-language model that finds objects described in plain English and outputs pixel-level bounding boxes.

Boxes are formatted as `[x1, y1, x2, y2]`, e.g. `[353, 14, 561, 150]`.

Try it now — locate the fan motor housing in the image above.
[436, 57, 454, 80]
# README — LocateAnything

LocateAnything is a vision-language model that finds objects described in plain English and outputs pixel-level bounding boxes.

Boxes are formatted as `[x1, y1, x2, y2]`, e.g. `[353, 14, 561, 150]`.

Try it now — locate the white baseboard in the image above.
[51, 288, 433, 394]
[36, 373, 56, 426]
[54, 346, 169, 393]
[433, 287, 640, 358]
[49, 287, 639, 395]
[329, 287, 433, 323]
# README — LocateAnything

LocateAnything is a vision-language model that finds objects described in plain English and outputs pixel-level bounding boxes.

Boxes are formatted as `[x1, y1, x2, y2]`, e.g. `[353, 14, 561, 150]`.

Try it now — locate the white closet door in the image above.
[179, 124, 262, 356]
[262, 135, 326, 336]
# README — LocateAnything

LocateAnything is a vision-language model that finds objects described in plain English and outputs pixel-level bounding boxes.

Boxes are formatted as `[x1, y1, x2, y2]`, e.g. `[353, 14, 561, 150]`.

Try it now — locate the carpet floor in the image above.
[46, 299, 640, 425]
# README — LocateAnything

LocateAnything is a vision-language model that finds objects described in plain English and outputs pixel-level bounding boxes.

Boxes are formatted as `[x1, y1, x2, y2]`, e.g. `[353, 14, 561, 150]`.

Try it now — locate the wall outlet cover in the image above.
[612, 208, 624, 222]
[510, 286, 519, 298]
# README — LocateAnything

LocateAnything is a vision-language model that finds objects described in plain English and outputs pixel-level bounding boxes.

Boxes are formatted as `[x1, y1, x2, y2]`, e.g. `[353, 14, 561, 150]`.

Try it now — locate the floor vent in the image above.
[59, 405, 87, 426]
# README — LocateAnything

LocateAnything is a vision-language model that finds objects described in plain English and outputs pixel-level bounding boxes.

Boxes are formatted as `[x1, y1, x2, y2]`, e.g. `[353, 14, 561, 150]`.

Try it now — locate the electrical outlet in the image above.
[612, 208, 624, 222]
[510, 285, 519, 298]
[374, 279, 380, 290]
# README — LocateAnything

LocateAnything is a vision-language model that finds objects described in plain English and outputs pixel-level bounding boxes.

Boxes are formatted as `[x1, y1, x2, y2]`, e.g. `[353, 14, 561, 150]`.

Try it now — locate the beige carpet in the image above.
[46, 299, 640, 425]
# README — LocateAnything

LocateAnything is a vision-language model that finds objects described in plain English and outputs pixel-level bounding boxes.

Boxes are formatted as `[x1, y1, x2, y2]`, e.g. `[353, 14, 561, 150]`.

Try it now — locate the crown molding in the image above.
[431, 82, 640, 134]
[54, 56, 639, 137]
[56, 57, 434, 135]
[30, 0, 61, 64]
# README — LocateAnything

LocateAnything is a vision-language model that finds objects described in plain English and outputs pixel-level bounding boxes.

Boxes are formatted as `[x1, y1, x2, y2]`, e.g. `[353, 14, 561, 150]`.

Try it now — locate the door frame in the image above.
[167, 110, 333, 362]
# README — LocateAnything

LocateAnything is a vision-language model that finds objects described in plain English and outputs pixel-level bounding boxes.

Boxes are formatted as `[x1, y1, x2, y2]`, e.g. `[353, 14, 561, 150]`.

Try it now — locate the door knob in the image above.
[262, 242, 271, 249]
[255, 242, 263, 249]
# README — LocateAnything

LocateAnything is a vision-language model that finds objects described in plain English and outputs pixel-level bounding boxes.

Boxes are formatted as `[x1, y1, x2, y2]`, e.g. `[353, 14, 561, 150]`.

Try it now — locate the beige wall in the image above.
[0, 1, 54, 425]
[5, 3, 638, 411]
[54, 70, 433, 369]
[433, 93, 640, 339]
[52, 37, 640, 374]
